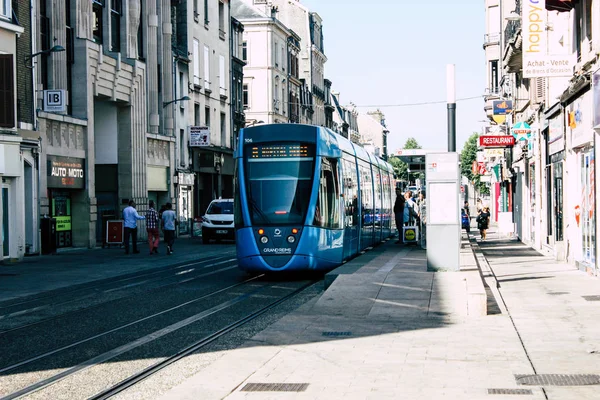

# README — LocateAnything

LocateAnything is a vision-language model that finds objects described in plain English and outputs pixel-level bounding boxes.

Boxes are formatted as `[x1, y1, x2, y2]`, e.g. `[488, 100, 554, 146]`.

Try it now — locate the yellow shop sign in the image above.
[56, 216, 72, 232]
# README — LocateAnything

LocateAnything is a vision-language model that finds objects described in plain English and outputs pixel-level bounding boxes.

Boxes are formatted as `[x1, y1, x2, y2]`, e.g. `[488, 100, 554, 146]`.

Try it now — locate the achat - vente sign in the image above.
[47, 155, 85, 189]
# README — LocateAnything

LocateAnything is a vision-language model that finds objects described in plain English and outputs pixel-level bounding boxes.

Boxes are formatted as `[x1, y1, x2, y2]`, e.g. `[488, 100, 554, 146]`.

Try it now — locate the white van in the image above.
[201, 199, 234, 244]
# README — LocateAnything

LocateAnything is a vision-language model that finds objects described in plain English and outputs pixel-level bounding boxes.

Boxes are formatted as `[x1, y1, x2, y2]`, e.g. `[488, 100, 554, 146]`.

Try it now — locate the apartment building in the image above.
[482, 0, 600, 274]
[22, 0, 182, 250]
[232, 0, 295, 125]
[171, 0, 234, 227]
[0, 0, 29, 261]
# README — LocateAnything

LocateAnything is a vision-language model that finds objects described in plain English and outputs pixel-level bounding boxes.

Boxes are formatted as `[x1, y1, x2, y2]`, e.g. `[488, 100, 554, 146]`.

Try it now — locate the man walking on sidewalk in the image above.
[146, 200, 160, 255]
[123, 200, 145, 255]
[161, 203, 177, 255]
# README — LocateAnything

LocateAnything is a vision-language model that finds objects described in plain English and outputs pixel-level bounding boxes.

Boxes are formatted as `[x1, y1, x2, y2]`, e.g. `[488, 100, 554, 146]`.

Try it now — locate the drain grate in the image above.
[515, 374, 600, 386]
[322, 331, 352, 337]
[488, 388, 533, 395]
[241, 383, 309, 392]
[582, 295, 600, 301]
[547, 292, 569, 296]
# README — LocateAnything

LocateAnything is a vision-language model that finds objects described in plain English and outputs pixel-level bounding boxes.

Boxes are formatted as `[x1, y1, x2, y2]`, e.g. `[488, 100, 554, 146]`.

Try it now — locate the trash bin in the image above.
[40, 217, 57, 255]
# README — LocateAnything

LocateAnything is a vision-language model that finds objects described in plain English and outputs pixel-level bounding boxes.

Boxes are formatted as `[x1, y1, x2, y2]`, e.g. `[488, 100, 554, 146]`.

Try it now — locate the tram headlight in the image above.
[287, 235, 295, 243]
[291, 228, 298, 234]
[260, 236, 269, 244]
[258, 229, 264, 235]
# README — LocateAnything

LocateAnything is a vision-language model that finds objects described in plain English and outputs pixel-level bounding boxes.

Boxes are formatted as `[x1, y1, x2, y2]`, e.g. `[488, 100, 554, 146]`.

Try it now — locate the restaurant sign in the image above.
[47, 155, 85, 189]
[479, 136, 515, 148]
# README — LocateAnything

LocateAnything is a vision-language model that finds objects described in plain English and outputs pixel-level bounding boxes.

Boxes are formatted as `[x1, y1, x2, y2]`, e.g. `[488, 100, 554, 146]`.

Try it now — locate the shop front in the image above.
[544, 108, 566, 259]
[47, 156, 86, 249]
[565, 91, 596, 271]
[177, 172, 195, 236]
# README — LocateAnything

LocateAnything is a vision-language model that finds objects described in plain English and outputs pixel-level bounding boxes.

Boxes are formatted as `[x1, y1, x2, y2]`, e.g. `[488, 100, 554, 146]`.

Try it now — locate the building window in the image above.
[40, 0, 50, 89]
[274, 80, 279, 110]
[220, 112, 226, 147]
[243, 84, 249, 108]
[110, 0, 121, 52]
[281, 45, 285, 71]
[180, 129, 185, 166]
[204, 0, 209, 24]
[274, 41, 278, 67]
[205, 106, 211, 127]
[193, 0, 199, 21]
[489, 60, 498, 93]
[219, 55, 225, 96]
[93, 0, 104, 45]
[193, 39, 201, 86]
[242, 41, 247, 62]
[0, 0, 11, 20]
[194, 103, 200, 126]
[0, 54, 15, 128]
[66, 0, 74, 114]
[179, 71, 184, 98]
[204, 45, 210, 89]
[218, 1, 225, 38]
[137, 2, 144, 59]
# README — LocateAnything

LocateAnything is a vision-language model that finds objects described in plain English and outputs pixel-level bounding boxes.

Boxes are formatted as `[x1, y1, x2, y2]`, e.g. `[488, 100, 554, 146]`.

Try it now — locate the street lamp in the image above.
[163, 95, 190, 108]
[25, 45, 65, 68]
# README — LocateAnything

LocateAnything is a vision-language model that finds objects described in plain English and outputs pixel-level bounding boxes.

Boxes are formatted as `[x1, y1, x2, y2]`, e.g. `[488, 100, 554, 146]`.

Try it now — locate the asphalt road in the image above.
[0, 244, 324, 399]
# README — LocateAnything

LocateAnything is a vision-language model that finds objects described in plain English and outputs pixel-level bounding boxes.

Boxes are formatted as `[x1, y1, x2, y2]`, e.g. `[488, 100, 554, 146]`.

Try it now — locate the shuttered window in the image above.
[0, 54, 15, 128]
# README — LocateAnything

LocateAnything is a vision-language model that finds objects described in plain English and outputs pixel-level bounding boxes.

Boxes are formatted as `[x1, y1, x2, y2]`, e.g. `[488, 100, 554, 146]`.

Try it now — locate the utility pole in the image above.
[447, 64, 456, 152]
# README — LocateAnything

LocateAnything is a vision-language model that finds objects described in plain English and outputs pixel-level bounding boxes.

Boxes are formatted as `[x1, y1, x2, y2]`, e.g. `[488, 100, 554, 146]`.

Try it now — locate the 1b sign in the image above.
[43, 90, 66, 112]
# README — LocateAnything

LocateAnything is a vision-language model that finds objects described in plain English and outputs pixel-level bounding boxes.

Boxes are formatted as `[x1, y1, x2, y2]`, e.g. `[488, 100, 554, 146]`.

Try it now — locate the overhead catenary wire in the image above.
[243, 95, 484, 113]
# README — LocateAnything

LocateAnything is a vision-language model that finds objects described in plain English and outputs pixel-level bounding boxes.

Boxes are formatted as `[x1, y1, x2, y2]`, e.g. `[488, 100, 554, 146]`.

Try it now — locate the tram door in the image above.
[342, 157, 359, 259]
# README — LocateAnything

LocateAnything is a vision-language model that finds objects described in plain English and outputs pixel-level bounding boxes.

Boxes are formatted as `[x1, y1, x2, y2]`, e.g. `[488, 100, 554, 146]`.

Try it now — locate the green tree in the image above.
[460, 132, 489, 195]
[389, 137, 422, 184]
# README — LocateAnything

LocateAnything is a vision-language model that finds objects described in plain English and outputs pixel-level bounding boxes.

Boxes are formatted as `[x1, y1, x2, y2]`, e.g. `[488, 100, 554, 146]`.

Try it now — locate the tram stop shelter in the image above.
[394, 150, 460, 271]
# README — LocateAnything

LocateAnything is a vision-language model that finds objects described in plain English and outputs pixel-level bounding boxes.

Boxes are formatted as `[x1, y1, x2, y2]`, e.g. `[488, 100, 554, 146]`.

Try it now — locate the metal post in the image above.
[447, 64, 456, 152]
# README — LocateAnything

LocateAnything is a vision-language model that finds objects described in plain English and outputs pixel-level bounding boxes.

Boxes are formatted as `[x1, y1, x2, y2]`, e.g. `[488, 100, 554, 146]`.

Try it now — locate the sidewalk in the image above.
[0, 236, 234, 303]
[161, 231, 600, 400]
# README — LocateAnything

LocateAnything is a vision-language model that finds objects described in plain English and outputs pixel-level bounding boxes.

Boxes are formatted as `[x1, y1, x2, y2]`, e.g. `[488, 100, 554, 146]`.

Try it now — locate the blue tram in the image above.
[234, 124, 395, 272]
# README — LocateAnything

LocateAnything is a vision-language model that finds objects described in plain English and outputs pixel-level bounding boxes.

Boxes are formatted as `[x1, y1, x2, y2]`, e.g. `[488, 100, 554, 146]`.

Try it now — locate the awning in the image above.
[546, 0, 578, 12]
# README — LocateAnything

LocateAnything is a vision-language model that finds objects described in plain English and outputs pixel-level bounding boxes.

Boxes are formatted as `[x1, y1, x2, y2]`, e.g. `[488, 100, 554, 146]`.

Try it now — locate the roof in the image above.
[231, 0, 268, 19]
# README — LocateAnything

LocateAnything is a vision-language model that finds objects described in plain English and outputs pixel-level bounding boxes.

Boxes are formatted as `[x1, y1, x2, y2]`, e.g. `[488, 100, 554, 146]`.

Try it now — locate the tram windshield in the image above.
[245, 143, 315, 225]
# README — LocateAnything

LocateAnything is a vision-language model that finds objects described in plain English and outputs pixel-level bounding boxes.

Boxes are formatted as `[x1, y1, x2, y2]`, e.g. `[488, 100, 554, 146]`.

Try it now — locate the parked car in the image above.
[201, 199, 234, 244]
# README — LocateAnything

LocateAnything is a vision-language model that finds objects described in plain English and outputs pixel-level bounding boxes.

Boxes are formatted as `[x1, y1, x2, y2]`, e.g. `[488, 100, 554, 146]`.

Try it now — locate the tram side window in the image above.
[358, 161, 373, 225]
[314, 158, 341, 229]
[343, 158, 358, 227]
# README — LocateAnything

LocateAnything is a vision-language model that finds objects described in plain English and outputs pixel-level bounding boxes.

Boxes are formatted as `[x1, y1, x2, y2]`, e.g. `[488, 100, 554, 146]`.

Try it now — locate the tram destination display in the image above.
[250, 143, 312, 158]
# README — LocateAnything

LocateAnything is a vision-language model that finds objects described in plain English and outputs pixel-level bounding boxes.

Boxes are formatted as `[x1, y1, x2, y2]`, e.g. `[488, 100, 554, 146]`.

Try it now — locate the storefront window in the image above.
[529, 163, 535, 244]
[581, 151, 596, 265]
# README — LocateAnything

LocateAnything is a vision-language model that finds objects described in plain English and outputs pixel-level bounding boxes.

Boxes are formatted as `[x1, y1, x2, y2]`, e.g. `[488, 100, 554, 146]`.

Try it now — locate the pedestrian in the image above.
[123, 200, 145, 254]
[161, 202, 177, 255]
[476, 198, 483, 213]
[463, 200, 470, 218]
[146, 200, 159, 255]
[477, 206, 491, 241]
[393, 189, 406, 244]
[404, 191, 419, 226]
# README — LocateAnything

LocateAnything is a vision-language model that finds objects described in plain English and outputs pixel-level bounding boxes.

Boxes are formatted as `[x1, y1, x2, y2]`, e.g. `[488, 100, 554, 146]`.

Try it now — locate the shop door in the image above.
[178, 186, 192, 235]
[51, 191, 73, 248]
[2, 185, 9, 258]
[554, 162, 563, 242]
